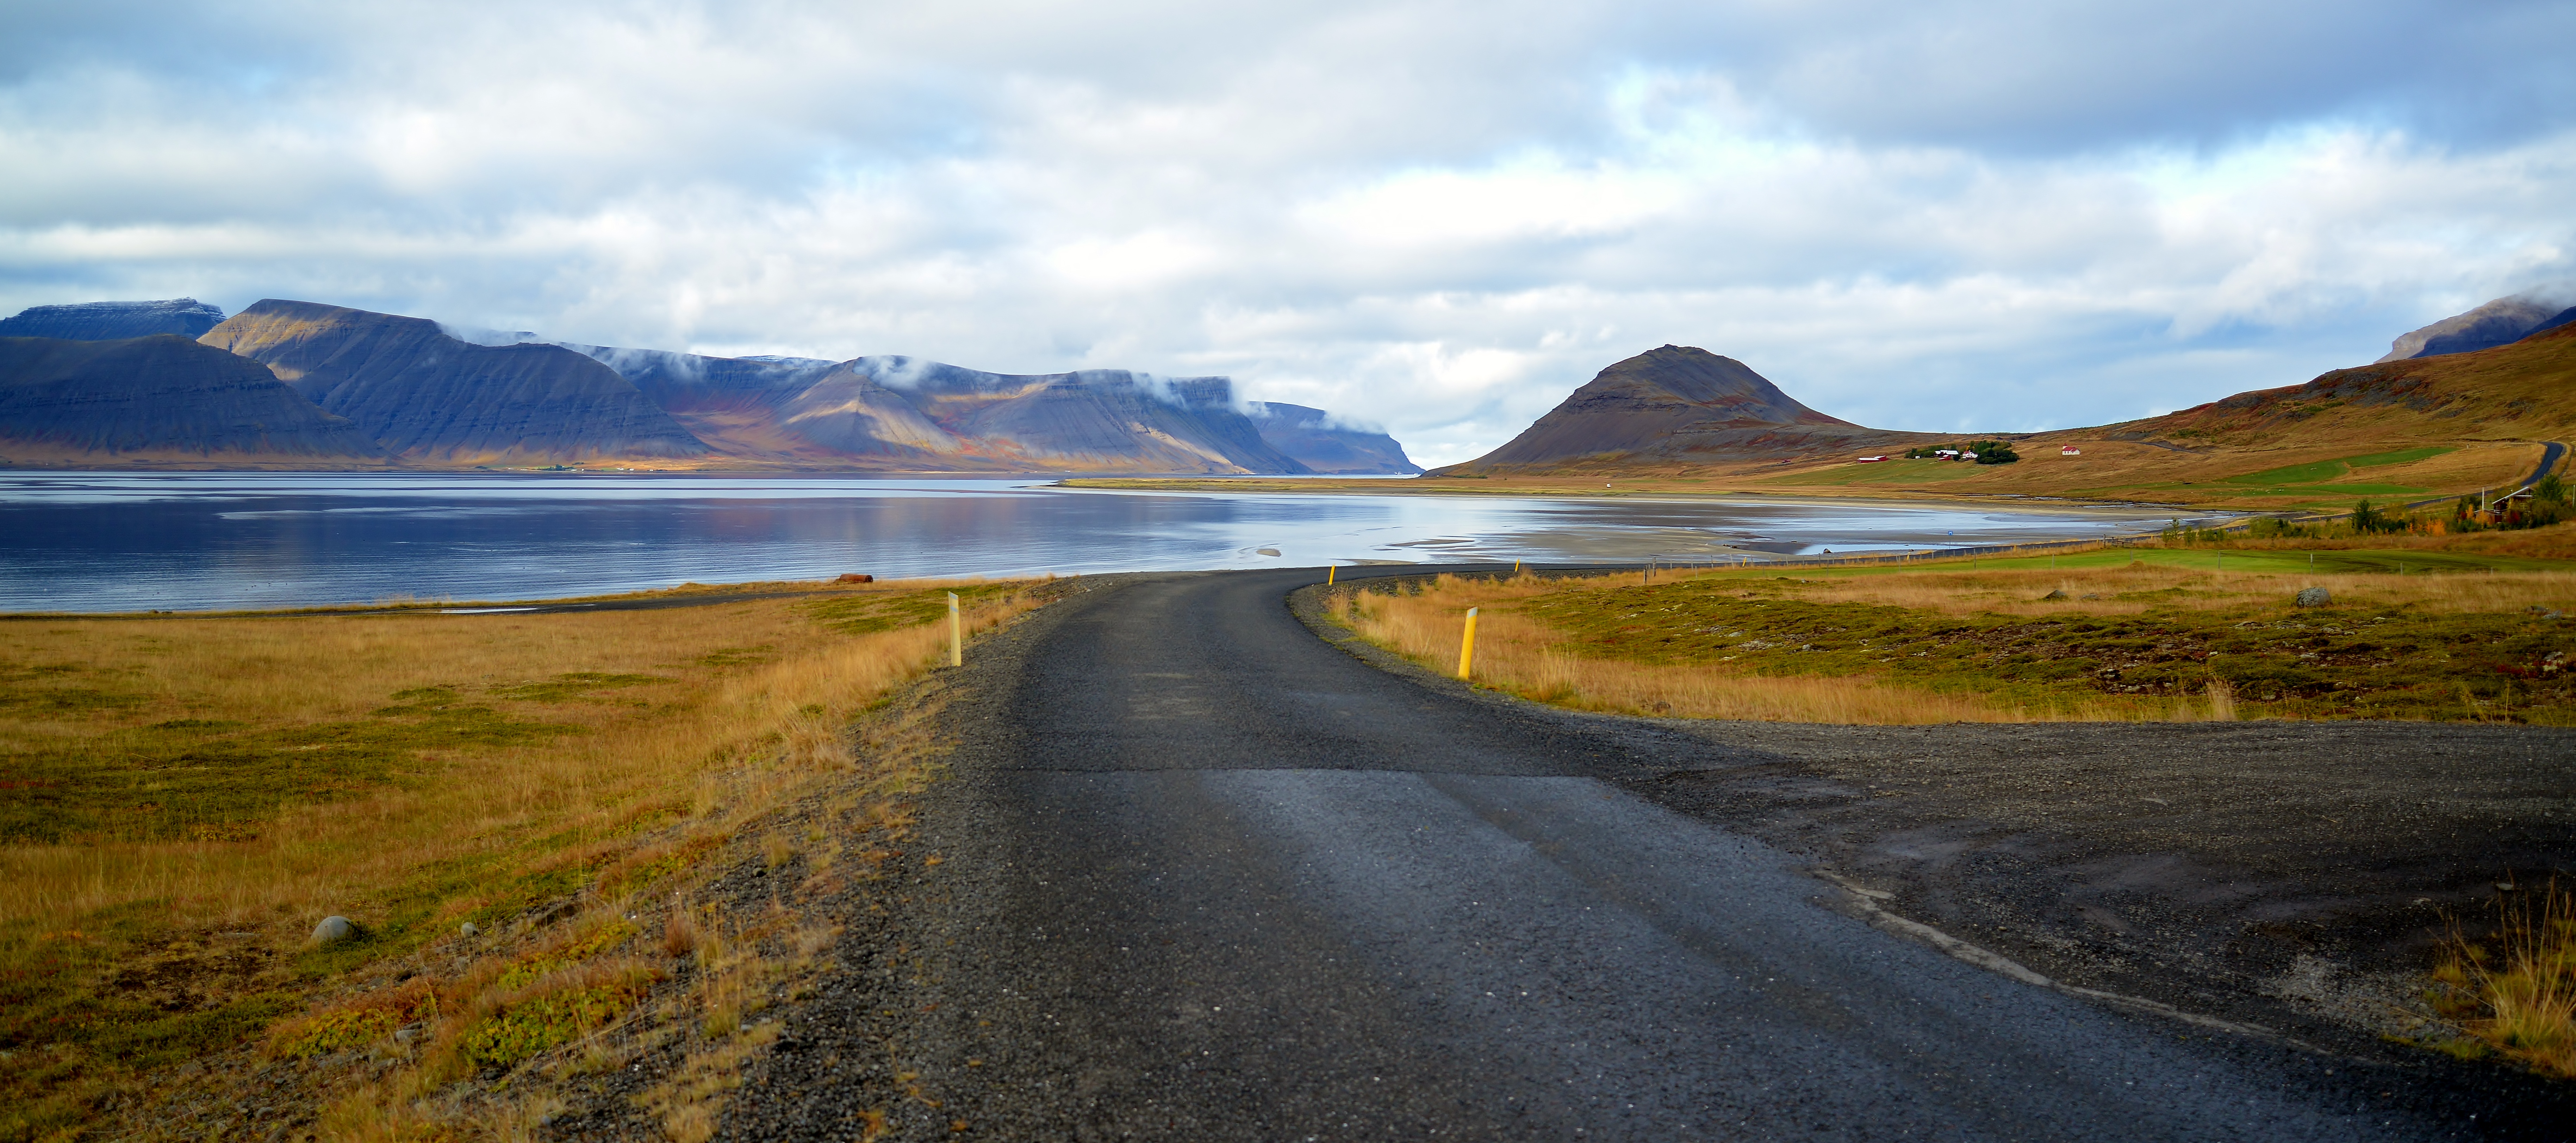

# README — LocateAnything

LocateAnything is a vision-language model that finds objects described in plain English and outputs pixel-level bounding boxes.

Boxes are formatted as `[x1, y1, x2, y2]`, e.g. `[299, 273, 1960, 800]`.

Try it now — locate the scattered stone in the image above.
[2295, 587, 2331, 608]
[2039, 589, 2068, 601]
[392, 1026, 420, 1046]
[836, 573, 873, 583]
[459, 922, 478, 938]
[309, 915, 358, 946]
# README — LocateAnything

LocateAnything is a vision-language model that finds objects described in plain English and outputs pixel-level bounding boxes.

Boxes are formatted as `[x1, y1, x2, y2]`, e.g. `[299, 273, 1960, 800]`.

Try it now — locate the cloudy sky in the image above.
[3, 1, 2571, 464]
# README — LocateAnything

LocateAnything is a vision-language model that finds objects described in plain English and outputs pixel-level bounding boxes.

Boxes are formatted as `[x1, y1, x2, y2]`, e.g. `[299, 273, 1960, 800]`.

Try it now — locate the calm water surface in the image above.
[0, 473, 2202, 612]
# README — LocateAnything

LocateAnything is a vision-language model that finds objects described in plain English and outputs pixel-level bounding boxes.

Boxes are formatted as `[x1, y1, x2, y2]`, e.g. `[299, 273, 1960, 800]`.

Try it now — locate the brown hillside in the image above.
[1440, 329, 2570, 510]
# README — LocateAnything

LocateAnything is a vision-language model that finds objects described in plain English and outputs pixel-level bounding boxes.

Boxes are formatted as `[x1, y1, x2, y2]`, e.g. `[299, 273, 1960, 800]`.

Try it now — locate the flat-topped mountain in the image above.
[1435, 345, 1910, 474]
[860, 359, 1307, 473]
[574, 344, 1318, 473]
[1245, 402, 1421, 474]
[0, 335, 379, 463]
[0, 299, 228, 341]
[202, 300, 709, 465]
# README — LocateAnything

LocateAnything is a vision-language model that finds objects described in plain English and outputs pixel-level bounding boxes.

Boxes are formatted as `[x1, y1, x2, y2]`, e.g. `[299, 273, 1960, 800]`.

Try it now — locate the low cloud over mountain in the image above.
[0, 297, 1415, 472]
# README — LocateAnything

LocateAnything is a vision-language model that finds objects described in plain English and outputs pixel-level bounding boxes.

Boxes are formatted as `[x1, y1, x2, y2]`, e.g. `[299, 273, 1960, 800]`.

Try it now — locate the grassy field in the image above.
[1326, 535, 2576, 725]
[0, 578, 1043, 1141]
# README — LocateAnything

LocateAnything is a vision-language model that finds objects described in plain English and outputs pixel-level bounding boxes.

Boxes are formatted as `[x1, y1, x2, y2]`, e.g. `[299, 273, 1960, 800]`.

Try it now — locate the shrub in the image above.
[267, 977, 437, 1058]
[457, 961, 661, 1068]
[2351, 499, 2403, 534]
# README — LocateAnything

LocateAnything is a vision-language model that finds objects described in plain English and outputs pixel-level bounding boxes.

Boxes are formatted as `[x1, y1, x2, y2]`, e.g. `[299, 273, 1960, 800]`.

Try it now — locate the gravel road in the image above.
[731, 567, 2571, 1141]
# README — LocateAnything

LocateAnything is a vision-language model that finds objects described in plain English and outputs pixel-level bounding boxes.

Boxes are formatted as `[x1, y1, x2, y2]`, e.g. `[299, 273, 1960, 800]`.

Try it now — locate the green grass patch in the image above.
[2201, 482, 2431, 499]
[2344, 446, 2458, 468]
[2222, 446, 2458, 489]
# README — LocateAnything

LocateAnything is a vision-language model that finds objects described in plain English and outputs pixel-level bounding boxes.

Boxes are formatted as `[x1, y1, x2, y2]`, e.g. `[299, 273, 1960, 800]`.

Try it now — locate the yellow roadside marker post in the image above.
[1327, 565, 1336, 585]
[948, 591, 963, 667]
[1456, 607, 1479, 681]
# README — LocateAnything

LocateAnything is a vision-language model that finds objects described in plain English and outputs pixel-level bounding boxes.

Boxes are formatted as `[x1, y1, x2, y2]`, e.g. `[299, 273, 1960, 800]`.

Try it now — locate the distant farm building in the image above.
[1855, 455, 1887, 463]
[2061, 446, 2082, 455]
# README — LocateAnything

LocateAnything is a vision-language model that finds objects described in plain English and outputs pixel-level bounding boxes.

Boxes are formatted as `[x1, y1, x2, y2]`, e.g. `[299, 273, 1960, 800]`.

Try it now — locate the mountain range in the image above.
[0, 299, 1419, 474]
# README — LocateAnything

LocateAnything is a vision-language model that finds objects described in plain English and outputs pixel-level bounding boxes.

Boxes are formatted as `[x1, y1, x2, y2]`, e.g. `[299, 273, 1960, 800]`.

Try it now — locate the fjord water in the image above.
[0, 473, 2186, 613]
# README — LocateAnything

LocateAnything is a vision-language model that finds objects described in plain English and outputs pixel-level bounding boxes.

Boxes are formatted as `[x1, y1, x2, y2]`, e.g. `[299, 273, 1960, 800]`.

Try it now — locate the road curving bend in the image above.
[733, 567, 2570, 1142]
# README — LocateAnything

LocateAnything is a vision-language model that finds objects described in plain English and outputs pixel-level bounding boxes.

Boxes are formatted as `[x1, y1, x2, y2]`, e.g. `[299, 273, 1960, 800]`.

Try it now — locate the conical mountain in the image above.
[1438, 345, 1903, 473]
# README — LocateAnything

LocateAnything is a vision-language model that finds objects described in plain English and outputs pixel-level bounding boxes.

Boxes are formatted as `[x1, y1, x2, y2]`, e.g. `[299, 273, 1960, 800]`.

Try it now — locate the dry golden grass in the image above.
[1772, 562, 2576, 620]
[1327, 562, 2576, 725]
[0, 577, 1045, 1140]
[1331, 574, 2126, 723]
[0, 579, 1030, 936]
[2434, 878, 2576, 1080]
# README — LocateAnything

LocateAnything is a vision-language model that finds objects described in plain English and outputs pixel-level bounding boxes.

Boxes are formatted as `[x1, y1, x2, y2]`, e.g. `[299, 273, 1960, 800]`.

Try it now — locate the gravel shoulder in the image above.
[1295, 579, 2576, 1066]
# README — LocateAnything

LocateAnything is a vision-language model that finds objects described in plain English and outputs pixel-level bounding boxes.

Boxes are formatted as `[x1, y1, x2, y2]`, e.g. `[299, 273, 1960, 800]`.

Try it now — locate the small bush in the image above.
[663, 910, 703, 958]
[457, 962, 661, 1068]
[268, 977, 437, 1058]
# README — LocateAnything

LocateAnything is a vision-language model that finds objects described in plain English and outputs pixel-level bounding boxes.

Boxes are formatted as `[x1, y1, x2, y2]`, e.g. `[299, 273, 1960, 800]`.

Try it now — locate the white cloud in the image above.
[2, 1, 2573, 464]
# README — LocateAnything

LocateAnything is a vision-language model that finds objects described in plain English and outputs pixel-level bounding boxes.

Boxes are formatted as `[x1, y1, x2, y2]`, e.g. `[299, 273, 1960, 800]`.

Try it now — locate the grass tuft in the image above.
[2432, 878, 2576, 1079]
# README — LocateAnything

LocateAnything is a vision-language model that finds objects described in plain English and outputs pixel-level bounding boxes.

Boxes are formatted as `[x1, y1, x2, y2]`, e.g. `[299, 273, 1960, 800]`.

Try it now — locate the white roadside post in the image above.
[948, 591, 963, 667]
